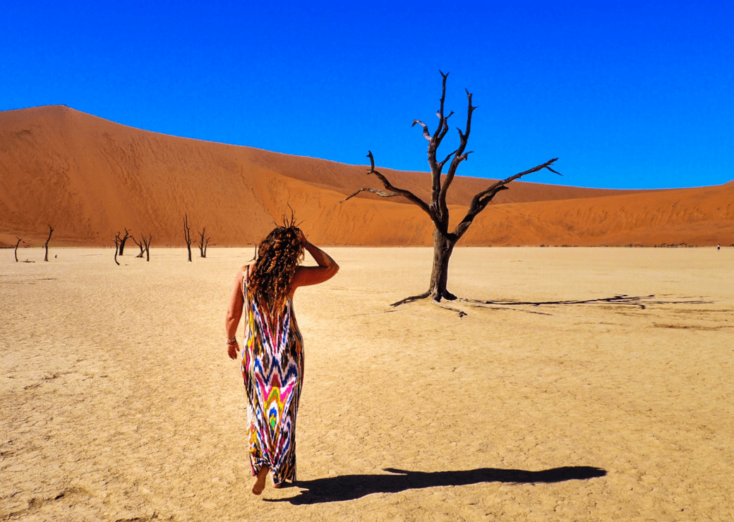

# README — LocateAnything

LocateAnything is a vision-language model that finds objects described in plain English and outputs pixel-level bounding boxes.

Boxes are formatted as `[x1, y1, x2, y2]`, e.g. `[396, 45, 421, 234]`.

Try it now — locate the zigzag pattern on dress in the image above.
[241, 271, 304, 486]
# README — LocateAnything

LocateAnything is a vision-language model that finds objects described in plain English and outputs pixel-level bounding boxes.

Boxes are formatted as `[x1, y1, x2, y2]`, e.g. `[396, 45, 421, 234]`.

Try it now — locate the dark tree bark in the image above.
[198, 227, 210, 258]
[131, 235, 145, 258]
[183, 215, 192, 262]
[142, 234, 152, 262]
[44, 225, 54, 262]
[118, 228, 131, 256]
[342, 72, 560, 304]
[14, 237, 23, 262]
[114, 234, 120, 266]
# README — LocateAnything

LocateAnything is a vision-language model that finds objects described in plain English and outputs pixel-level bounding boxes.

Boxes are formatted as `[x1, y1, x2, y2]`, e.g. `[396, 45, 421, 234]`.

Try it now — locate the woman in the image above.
[225, 226, 338, 495]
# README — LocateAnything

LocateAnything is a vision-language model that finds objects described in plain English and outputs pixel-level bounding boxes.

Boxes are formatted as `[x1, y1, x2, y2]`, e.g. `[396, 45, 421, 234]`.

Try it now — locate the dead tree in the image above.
[44, 225, 54, 262]
[14, 238, 23, 262]
[183, 215, 192, 262]
[198, 227, 210, 258]
[118, 228, 131, 256]
[141, 234, 152, 262]
[342, 72, 560, 305]
[114, 234, 121, 266]
[131, 235, 145, 258]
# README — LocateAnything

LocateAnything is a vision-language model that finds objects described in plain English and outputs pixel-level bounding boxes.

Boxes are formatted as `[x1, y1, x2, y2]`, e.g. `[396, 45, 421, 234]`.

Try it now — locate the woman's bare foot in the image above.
[252, 466, 270, 495]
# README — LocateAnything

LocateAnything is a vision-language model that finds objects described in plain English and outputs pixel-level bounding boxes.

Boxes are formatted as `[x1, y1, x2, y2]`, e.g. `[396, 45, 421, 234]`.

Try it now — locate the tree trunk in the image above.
[44, 225, 53, 262]
[143, 235, 152, 262]
[119, 234, 129, 255]
[183, 215, 192, 262]
[428, 229, 456, 301]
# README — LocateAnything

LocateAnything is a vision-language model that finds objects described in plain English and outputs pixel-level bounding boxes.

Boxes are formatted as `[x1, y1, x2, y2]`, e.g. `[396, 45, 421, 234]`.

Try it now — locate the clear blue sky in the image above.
[2, 1, 733, 189]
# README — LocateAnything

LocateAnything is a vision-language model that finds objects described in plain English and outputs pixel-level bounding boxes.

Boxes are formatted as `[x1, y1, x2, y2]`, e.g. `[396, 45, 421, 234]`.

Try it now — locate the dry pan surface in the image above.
[1, 247, 733, 522]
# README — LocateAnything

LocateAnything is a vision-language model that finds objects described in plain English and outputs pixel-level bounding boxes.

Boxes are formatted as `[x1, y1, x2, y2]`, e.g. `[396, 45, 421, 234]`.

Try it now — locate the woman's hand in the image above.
[296, 229, 307, 247]
[227, 340, 240, 360]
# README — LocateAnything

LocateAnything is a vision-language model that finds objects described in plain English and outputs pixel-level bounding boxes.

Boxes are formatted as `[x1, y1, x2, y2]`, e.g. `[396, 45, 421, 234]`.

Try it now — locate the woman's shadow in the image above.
[265, 466, 606, 505]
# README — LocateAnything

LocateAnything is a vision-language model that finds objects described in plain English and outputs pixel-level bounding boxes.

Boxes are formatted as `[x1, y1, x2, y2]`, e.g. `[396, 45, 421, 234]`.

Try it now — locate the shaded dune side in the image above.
[0, 105, 731, 247]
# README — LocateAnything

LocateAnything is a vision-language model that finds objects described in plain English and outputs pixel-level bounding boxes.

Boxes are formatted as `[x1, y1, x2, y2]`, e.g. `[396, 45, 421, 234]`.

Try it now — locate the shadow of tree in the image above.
[265, 466, 607, 505]
[460, 294, 710, 310]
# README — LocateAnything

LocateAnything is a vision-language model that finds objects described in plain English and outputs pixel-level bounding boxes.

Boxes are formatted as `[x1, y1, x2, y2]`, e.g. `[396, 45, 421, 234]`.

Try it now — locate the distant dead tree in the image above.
[44, 225, 54, 262]
[183, 214, 192, 262]
[14, 238, 23, 262]
[198, 227, 210, 258]
[118, 228, 131, 256]
[141, 234, 152, 262]
[114, 234, 121, 266]
[131, 235, 145, 258]
[342, 72, 559, 305]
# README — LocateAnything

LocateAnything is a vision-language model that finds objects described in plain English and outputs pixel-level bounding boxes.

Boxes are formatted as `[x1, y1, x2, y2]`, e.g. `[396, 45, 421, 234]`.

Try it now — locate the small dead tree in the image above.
[131, 235, 145, 258]
[342, 72, 559, 305]
[198, 227, 210, 258]
[14, 238, 23, 262]
[183, 214, 192, 262]
[118, 228, 131, 256]
[44, 225, 54, 262]
[141, 234, 152, 262]
[114, 234, 121, 266]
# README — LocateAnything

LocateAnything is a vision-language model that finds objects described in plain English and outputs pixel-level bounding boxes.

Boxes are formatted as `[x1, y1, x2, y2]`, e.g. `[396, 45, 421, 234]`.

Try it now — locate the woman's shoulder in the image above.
[236, 264, 252, 283]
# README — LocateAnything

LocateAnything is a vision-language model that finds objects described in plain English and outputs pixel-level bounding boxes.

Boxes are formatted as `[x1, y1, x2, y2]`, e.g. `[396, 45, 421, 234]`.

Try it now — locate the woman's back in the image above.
[242, 267, 304, 367]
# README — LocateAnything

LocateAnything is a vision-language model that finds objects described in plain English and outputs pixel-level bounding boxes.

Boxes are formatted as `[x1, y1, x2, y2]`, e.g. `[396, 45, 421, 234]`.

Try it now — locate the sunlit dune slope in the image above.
[459, 183, 734, 246]
[0, 105, 731, 247]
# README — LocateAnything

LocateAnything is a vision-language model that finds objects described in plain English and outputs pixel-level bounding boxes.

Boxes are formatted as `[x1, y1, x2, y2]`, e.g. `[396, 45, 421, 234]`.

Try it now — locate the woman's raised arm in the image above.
[291, 238, 339, 290]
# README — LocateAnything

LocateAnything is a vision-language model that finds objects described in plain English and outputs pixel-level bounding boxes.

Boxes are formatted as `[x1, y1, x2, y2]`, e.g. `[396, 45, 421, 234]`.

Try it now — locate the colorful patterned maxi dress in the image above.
[241, 272, 304, 485]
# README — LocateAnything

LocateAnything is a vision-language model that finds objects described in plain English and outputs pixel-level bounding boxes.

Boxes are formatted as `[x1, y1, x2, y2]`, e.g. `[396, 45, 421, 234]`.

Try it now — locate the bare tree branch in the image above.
[131, 235, 144, 258]
[412, 120, 431, 141]
[428, 71, 452, 206]
[342, 151, 437, 223]
[473, 158, 561, 203]
[452, 158, 560, 239]
[341, 187, 401, 203]
[437, 149, 458, 171]
[438, 89, 476, 219]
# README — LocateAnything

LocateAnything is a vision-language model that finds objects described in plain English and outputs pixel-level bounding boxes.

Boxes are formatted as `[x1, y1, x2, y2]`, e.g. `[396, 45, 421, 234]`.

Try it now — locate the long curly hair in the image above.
[247, 224, 305, 312]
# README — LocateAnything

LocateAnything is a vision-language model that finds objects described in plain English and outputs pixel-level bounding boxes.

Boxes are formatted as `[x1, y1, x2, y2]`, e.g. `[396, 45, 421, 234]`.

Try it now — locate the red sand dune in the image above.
[1, 105, 732, 248]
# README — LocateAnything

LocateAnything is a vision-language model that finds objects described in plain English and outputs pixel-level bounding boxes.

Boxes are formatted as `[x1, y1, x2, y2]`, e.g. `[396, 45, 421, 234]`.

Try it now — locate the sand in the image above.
[2, 105, 733, 248]
[1, 246, 732, 521]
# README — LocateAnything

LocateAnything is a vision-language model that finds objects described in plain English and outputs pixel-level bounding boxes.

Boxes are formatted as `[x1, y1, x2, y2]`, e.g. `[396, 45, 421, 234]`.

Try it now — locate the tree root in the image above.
[433, 301, 467, 317]
[390, 292, 710, 316]
[390, 291, 431, 307]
